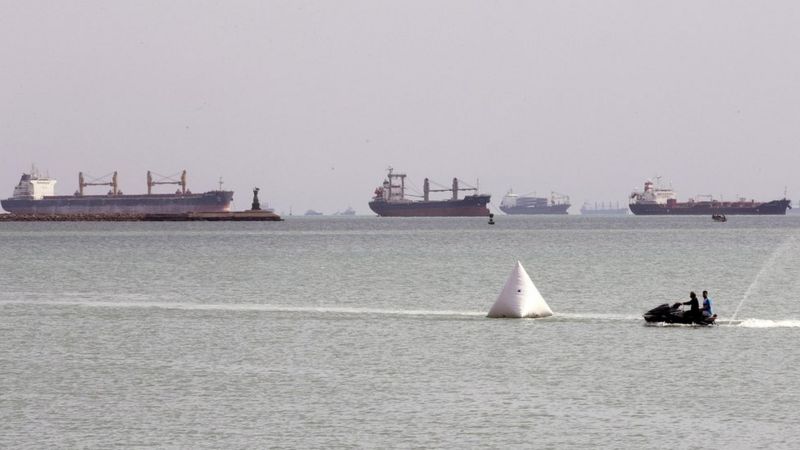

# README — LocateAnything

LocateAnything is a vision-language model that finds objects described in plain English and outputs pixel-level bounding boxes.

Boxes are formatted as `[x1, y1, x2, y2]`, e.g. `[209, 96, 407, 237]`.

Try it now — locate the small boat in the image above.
[643, 303, 717, 325]
[712, 214, 727, 222]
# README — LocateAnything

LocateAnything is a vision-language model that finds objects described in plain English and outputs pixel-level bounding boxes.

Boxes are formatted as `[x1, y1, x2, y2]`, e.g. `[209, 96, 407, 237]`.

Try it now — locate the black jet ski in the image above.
[643, 303, 717, 325]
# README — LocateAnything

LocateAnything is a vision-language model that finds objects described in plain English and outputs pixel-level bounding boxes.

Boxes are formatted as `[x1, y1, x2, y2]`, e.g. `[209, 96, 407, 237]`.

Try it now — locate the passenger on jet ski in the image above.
[701, 290, 714, 318]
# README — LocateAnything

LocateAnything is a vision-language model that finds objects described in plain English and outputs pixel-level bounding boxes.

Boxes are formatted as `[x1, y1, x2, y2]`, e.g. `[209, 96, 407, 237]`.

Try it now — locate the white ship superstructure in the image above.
[629, 179, 676, 205]
[12, 172, 57, 200]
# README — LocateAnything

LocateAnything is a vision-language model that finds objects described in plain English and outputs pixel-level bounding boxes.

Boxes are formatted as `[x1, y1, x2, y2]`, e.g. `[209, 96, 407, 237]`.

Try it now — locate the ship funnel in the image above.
[487, 261, 553, 318]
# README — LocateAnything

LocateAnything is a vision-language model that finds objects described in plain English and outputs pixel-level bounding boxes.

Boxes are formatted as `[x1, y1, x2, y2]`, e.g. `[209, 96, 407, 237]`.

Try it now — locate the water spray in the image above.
[728, 235, 796, 324]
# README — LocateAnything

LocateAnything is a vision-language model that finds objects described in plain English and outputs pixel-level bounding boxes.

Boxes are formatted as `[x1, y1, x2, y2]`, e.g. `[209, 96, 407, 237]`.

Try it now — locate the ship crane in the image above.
[424, 178, 477, 201]
[78, 171, 118, 196]
[147, 170, 187, 195]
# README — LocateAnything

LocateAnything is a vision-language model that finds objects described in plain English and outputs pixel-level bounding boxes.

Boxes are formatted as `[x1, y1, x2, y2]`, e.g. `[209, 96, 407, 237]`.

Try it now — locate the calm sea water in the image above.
[1, 216, 799, 448]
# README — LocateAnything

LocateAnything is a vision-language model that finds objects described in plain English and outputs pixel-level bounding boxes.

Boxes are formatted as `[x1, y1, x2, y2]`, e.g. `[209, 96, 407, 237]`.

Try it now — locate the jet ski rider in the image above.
[680, 291, 701, 321]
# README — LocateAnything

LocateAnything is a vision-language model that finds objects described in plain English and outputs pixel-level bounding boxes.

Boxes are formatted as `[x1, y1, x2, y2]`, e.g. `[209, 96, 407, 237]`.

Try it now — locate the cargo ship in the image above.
[499, 191, 570, 215]
[368, 168, 490, 217]
[580, 201, 629, 215]
[1, 169, 233, 215]
[628, 179, 791, 215]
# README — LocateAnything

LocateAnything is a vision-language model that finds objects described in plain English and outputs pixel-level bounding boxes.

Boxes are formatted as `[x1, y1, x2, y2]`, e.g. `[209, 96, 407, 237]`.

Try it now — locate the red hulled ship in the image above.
[368, 168, 490, 217]
[628, 179, 791, 215]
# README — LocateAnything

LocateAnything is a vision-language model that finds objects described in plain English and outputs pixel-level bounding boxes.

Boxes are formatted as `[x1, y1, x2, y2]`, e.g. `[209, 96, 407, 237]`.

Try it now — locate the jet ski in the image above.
[643, 303, 717, 325]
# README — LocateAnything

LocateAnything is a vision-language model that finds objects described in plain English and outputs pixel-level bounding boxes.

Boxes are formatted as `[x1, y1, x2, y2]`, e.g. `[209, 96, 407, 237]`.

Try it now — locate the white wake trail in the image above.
[4, 300, 796, 327]
[0, 299, 486, 317]
[735, 318, 800, 328]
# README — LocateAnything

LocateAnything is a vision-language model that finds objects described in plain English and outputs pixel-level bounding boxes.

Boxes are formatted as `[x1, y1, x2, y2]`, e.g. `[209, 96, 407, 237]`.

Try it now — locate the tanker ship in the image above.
[1, 169, 233, 215]
[499, 191, 570, 215]
[628, 179, 791, 215]
[368, 168, 490, 217]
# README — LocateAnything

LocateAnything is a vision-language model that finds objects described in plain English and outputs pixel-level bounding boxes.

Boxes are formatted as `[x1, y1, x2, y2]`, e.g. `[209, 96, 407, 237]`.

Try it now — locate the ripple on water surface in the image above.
[1, 216, 799, 447]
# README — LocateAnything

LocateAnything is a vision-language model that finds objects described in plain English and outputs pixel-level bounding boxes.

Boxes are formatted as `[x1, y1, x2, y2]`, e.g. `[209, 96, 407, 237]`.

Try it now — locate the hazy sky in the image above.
[2, 1, 799, 213]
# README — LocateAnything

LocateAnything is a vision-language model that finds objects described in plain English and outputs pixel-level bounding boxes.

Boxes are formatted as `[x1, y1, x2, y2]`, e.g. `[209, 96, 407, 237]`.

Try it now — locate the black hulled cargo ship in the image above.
[368, 168, 490, 217]
[1, 170, 233, 215]
[628, 179, 791, 215]
[499, 191, 570, 215]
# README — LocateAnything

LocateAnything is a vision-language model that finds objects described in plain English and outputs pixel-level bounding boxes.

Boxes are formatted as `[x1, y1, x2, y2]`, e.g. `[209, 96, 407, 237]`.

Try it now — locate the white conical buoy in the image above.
[487, 261, 553, 318]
